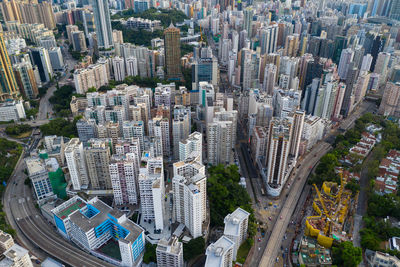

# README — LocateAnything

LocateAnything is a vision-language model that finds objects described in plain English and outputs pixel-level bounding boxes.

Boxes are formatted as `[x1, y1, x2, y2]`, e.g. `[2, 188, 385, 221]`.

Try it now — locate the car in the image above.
[280, 216, 283, 219]
[258, 238, 261, 242]
[268, 217, 272, 221]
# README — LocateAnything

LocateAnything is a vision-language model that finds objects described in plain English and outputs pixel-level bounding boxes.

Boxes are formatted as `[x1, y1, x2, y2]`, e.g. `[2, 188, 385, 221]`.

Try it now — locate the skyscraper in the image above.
[85, 138, 112, 189]
[0, 33, 18, 100]
[65, 138, 89, 190]
[156, 237, 184, 267]
[265, 118, 292, 196]
[92, 0, 113, 48]
[164, 24, 182, 81]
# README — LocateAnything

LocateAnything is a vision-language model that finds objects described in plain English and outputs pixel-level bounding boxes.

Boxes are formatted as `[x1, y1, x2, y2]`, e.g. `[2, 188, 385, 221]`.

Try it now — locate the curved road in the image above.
[4, 148, 115, 267]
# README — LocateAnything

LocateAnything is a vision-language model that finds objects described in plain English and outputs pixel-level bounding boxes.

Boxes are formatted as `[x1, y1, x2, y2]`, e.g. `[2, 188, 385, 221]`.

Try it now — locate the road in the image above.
[258, 100, 378, 267]
[38, 41, 76, 120]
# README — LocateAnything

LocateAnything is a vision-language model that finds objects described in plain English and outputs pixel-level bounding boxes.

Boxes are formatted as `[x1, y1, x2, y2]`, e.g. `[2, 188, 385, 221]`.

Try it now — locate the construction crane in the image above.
[313, 184, 332, 235]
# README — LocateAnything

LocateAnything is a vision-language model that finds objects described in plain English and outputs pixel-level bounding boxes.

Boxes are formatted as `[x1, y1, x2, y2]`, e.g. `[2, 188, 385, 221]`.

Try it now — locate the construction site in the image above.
[304, 170, 358, 248]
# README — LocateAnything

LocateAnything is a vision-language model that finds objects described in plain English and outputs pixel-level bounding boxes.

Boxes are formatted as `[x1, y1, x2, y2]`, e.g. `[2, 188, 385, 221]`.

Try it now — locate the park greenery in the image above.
[0, 138, 23, 235]
[207, 164, 256, 262]
[39, 117, 79, 138]
[49, 85, 75, 117]
[308, 113, 392, 186]
[112, 21, 163, 47]
[111, 8, 188, 27]
[142, 242, 157, 264]
[5, 124, 32, 138]
[332, 241, 362, 267]
[182, 236, 205, 262]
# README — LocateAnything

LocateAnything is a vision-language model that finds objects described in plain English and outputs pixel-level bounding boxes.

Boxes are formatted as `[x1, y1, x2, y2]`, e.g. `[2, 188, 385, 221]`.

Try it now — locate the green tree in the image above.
[332, 241, 362, 267]
[183, 237, 205, 262]
[143, 242, 157, 264]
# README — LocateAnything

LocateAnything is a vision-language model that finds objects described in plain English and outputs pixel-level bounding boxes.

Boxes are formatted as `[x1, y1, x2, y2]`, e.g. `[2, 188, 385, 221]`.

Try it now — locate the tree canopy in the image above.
[39, 117, 78, 138]
[183, 236, 205, 262]
[332, 241, 362, 267]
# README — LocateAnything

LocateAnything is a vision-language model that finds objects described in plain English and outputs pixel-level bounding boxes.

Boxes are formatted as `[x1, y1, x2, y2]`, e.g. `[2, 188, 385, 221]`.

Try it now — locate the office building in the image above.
[156, 236, 184, 267]
[164, 24, 182, 81]
[92, 0, 113, 48]
[72, 31, 87, 52]
[65, 138, 89, 191]
[179, 132, 202, 162]
[192, 57, 218, 89]
[223, 208, 250, 261]
[0, 100, 25, 121]
[25, 157, 53, 200]
[48, 47, 64, 72]
[52, 196, 145, 266]
[205, 236, 234, 267]
[85, 138, 112, 189]
[13, 60, 38, 99]
[30, 47, 53, 83]
[76, 118, 97, 143]
[109, 153, 139, 205]
[265, 118, 292, 196]
[0, 33, 18, 100]
[138, 156, 164, 231]
[337, 48, 354, 80]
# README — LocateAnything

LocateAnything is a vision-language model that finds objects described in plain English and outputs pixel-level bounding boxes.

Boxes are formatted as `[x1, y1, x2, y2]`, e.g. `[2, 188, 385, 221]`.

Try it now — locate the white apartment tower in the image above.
[156, 236, 184, 267]
[179, 131, 202, 162]
[223, 208, 250, 261]
[138, 156, 164, 230]
[65, 138, 89, 190]
[205, 236, 234, 267]
[172, 158, 207, 238]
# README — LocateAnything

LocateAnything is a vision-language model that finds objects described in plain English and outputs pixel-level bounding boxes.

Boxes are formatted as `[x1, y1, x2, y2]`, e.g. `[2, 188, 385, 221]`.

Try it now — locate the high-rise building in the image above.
[205, 236, 234, 267]
[192, 57, 218, 90]
[92, 0, 113, 48]
[390, 0, 400, 20]
[25, 157, 53, 200]
[263, 64, 276, 94]
[48, 47, 64, 71]
[65, 138, 89, 190]
[72, 31, 87, 52]
[109, 153, 139, 205]
[148, 116, 170, 157]
[156, 237, 184, 267]
[179, 131, 202, 162]
[223, 208, 250, 261]
[126, 56, 138, 77]
[172, 158, 207, 238]
[13, 60, 38, 99]
[378, 82, 400, 117]
[138, 156, 164, 231]
[243, 7, 253, 37]
[122, 120, 145, 151]
[337, 48, 354, 80]
[85, 138, 112, 189]
[30, 47, 53, 83]
[0, 33, 18, 100]
[172, 106, 191, 159]
[289, 110, 305, 161]
[112, 56, 125, 81]
[164, 24, 182, 81]
[0, 230, 33, 267]
[265, 118, 292, 196]
[76, 118, 97, 143]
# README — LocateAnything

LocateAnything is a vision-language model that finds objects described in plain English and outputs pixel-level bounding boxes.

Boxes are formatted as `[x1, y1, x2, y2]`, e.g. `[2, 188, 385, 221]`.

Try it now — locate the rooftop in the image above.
[205, 236, 234, 267]
[224, 207, 250, 237]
